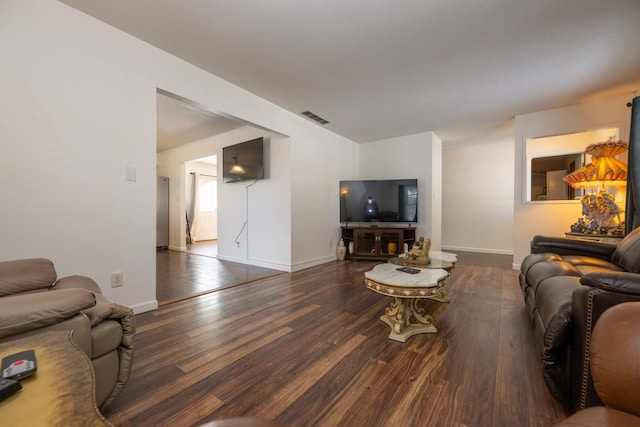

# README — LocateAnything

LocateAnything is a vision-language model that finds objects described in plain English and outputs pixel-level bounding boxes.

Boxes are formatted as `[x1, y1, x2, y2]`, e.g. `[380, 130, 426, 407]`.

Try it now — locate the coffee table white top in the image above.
[364, 263, 448, 288]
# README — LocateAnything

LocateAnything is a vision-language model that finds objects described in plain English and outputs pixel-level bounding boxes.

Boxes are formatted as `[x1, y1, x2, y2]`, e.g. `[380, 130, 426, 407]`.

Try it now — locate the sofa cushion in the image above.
[611, 226, 640, 273]
[561, 255, 623, 271]
[527, 260, 581, 294]
[520, 253, 563, 278]
[0, 288, 96, 338]
[0, 258, 57, 296]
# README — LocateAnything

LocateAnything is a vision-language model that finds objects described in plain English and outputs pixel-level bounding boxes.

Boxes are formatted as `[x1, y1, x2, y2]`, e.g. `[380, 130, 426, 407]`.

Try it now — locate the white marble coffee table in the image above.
[364, 263, 450, 342]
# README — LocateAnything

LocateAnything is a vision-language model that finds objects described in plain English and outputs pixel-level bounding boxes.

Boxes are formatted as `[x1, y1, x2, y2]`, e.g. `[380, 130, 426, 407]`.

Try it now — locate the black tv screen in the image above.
[223, 137, 264, 183]
[339, 179, 418, 223]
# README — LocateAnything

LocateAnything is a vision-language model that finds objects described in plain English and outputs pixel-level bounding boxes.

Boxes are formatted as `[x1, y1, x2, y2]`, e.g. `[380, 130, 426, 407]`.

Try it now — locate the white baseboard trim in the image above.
[290, 256, 336, 272]
[215, 254, 337, 273]
[168, 245, 186, 252]
[131, 300, 158, 314]
[215, 254, 291, 272]
[441, 245, 513, 255]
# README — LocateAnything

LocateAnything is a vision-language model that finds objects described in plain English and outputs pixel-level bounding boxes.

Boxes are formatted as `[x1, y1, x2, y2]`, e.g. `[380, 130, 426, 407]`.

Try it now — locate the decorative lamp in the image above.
[341, 189, 351, 222]
[564, 139, 628, 234]
[563, 139, 628, 189]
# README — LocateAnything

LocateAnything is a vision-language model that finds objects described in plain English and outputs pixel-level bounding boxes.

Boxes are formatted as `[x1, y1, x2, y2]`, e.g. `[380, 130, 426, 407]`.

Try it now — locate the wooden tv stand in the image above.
[341, 225, 416, 261]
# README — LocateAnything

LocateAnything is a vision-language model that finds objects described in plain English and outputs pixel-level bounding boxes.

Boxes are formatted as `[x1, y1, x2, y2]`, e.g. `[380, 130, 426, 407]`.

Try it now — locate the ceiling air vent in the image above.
[301, 110, 329, 125]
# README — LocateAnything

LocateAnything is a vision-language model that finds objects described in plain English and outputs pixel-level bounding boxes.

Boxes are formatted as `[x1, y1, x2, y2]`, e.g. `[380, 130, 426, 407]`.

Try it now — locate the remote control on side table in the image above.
[2, 350, 37, 381]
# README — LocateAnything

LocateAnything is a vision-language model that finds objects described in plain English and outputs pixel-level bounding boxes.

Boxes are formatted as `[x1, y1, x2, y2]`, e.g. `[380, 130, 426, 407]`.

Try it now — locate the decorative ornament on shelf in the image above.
[336, 239, 347, 261]
[387, 242, 397, 255]
[403, 236, 431, 266]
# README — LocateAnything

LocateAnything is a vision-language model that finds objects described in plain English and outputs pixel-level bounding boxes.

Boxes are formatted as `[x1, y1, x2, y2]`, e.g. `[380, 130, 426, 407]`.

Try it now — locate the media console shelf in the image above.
[341, 226, 416, 261]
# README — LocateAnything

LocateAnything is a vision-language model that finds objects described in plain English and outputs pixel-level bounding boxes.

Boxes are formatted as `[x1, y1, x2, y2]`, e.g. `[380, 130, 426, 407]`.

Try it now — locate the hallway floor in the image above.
[156, 241, 283, 305]
[185, 240, 218, 257]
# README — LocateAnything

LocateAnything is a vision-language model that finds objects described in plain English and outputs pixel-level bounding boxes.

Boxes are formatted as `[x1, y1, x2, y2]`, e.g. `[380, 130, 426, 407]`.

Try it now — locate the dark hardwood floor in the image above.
[107, 255, 566, 427]
[156, 247, 284, 305]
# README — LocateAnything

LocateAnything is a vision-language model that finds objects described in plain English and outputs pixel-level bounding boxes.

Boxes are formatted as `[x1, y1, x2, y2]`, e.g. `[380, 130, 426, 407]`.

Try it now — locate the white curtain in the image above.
[186, 172, 200, 243]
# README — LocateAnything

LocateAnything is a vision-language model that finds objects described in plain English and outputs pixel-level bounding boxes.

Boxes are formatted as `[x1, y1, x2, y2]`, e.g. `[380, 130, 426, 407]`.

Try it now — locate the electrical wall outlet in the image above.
[111, 271, 124, 288]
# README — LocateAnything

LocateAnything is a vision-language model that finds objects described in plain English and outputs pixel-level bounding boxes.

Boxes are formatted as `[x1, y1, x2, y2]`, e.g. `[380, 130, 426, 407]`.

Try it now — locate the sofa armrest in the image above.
[570, 273, 640, 410]
[54, 275, 103, 294]
[0, 315, 93, 357]
[52, 275, 134, 346]
[0, 288, 96, 339]
[531, 236, 617, 262]
[580, 271, 640, 295]
[84, 298, 136, 409]
[82, 299, 135, 346]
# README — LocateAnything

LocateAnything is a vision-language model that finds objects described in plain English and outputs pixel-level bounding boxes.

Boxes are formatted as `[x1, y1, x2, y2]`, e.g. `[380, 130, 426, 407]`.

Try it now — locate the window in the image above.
[199, 176, 217, 212]
[524, 126, 620, 203]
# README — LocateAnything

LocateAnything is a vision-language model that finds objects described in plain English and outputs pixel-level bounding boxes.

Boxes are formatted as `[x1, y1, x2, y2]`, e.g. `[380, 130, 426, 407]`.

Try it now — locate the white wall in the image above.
[0, 1, 158, 313]
[290, 123, 360, 270]
[442, 133, 515, 254]
[359, 132, 442, 250]
[158, 126, 296, 270]
[0, 0, 358, 313]
[513, 94, 635, 267]
[431, 133, 443, 249]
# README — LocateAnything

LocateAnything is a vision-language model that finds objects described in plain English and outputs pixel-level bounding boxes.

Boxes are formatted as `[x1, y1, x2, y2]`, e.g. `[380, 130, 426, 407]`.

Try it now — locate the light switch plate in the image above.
[111, 271, 124, 288]
[125, 166, 137, 182]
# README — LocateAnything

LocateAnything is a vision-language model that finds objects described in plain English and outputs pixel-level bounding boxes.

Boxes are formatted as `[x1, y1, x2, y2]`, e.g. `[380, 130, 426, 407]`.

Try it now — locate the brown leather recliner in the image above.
[0, 258, 135, 409]
[554, 302, 640, 426]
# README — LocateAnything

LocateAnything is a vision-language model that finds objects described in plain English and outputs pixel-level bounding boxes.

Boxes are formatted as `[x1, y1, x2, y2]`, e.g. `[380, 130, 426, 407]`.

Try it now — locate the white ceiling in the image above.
[62, 0, 640, 146]
[156, 91, 243, 152]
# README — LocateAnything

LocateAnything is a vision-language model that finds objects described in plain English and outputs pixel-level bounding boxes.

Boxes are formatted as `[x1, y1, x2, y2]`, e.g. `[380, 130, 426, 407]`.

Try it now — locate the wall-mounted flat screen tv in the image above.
[223, 137, 264, 183]
[339, 179, 418, 223]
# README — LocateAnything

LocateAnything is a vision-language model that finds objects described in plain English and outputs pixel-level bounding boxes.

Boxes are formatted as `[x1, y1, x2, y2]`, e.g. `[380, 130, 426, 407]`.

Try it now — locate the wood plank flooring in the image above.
[105, 257, 566, 427]
[156, 248, 283, 305]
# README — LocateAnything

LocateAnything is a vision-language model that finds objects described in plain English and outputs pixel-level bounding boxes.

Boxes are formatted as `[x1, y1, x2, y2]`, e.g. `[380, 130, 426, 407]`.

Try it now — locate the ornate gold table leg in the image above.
[380, 297, 437, 342]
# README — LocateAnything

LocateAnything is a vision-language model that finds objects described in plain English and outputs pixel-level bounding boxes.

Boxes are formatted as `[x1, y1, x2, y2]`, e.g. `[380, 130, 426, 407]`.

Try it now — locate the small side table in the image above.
[0, 331, 110, 426]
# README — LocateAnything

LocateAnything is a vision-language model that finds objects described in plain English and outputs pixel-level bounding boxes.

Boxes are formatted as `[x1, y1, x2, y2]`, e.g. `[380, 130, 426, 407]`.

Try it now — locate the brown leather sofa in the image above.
[519, 226, 640, 411]
[555, 302, 640, 426]
[0, 258, 135, 409]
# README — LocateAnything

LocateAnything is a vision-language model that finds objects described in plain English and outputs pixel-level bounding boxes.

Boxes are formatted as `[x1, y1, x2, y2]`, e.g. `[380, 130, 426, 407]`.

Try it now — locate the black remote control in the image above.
[2, 350, 37, 380]
[0, 378, 22, 402]
[396, 267, 420, 274]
